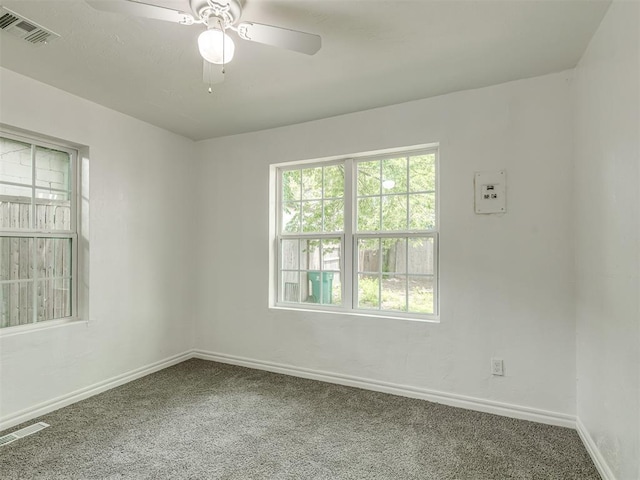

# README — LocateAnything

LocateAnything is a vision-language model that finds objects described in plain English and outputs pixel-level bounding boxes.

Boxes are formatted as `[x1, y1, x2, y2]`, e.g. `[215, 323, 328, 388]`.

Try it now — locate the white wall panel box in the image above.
[475, 171, 506, 214]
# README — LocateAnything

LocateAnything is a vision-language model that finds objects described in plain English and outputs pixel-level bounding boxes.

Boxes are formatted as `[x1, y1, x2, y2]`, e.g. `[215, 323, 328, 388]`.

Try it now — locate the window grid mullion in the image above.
[319, 238, 324, 304]
[378, 160, 382, 232]
[70, 150, 77, 234]
[344, 158, 354, 309]
[30, 144, 35, 231]
[405, 156, 410, 234]
[320, 167, 325, 233]
[0, 275, 73, 285]
[0, 180, 34, 189]
[296, 239, 301, 303]
[30, 145, 37, 323]
[0, 231, 75, 239]
[280, 232, 342, 239]
[405, 237, 409, 312]
[71, 150, 78, 316]
[31, 236, 37, 324]
[377, 238, 382, 311]
[356, 190, 435, 199]
[354, 231, 438, 239]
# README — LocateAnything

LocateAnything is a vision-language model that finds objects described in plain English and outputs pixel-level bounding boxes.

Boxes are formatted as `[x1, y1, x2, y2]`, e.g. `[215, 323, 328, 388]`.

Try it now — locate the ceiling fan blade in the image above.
[203, 60, 225, 86]
[86, 0, 194, 24]
[237, 22, 321, 55]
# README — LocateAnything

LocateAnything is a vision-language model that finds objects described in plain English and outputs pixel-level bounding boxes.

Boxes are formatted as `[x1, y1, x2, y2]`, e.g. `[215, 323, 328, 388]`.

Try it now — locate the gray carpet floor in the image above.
[1, 359, 599, 479]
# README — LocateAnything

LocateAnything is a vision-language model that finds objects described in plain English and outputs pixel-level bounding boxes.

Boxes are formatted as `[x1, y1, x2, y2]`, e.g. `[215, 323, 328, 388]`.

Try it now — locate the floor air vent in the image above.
[0, 7, 59, 45]
[0, 422, 49, 447]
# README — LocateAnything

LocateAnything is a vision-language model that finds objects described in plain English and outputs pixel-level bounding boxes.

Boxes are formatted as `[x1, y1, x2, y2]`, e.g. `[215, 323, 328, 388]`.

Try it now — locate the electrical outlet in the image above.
[491, 358, 504, 376]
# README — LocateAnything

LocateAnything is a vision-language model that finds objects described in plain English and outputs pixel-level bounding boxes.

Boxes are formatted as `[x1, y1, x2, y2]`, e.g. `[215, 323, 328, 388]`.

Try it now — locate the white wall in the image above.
[0, 10, 635, 474]
[573, 1, 640, 478]
[194, 71, 577, 418]
[0, 68, 197, 422]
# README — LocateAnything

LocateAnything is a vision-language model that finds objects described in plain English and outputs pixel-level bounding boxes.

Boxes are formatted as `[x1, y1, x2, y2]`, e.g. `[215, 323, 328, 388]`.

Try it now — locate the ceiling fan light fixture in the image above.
[198, 27, 235, 64]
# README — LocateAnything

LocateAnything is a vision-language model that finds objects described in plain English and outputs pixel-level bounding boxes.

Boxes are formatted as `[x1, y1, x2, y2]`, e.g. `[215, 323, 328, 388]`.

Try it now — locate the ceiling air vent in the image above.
[0, 7, 59, 45]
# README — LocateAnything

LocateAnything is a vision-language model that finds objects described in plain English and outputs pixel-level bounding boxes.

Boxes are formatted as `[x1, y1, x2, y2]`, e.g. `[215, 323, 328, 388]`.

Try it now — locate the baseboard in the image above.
[0, 349, 578, 436]
[0, 351, 192, 432]
[192, 350, 576, 429]
[576, 418, 616, 480]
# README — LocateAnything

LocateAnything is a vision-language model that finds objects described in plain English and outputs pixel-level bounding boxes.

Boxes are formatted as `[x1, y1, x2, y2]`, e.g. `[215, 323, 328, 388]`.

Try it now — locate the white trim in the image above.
[0, 349, 589, 450]
[271, 143, 439, 170]
[274, 148, 440, 319]
[0, 317, 87, 338]
[269, 305, 440, 323]
[1, 130, 80, 327]
[0, 351, 192, 431]
[576, 417, 616, 480]
[192, 350, 575, 428]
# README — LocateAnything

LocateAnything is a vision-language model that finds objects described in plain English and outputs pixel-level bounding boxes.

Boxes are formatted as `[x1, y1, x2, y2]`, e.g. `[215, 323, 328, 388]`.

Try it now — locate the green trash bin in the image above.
[307, 271, 334, 304]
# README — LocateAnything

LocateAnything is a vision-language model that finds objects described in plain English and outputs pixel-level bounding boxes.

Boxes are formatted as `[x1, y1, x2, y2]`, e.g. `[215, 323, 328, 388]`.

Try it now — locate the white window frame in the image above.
[0, 130, 81, 331]
[272, 145, 439, 322]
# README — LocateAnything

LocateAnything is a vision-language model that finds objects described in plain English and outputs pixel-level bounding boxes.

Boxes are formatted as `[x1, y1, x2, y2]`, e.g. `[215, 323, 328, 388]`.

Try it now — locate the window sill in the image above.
[270, 305, 440, 323]
[0, 317, 88, 338]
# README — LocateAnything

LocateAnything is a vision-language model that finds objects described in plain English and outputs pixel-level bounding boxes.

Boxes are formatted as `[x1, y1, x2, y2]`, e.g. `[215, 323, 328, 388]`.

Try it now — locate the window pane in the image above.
[408, 276, 434, 314]
[282, 170, 301, 202]
[382, 157, 407, 193]
[381, 195, 407, 231]
[408, 237, 434, 275]
[382, 238, 406, 274]
[357, 160, 380, 196]
[302, 167, 322, 200]
[302, 200, 322, 232]
[357, 196, 380, 231]
[36, 278, 71, 322]
[357, 274, 379, 310]
[35, 189, 71, 231]
[282, 202, 301, 233]
[330, 273, 342, 306]
[35, 238, 72, 278]
[0, 184, 32, 229]
[409, 193, 436, 230]
[300, 239, 320, 270]
[357, 238, 380, 273]
[0, 237, 34, 281]
[35, 147, 71, 192]
[282, 271, 300, 303]
[321, 238, 341, 271]
[381, 274, 407, 312]
[409, 154, 436, 192]
[323, 199, 344, 232]
[0, 282, 33, 328]
[307, 270, 337, 305]
[323, 165, 344, 198]
[281, 239, 299, 270]
[0, 138, 31, 186]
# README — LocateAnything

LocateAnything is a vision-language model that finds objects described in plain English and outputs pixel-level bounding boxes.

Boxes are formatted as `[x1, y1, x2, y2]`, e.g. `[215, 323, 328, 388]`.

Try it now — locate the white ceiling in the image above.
[0, 0, 610, 140]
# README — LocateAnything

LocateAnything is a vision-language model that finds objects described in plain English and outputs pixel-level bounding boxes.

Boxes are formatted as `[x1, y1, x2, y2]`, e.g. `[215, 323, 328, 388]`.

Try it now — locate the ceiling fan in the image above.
[87, 0, 322, 88]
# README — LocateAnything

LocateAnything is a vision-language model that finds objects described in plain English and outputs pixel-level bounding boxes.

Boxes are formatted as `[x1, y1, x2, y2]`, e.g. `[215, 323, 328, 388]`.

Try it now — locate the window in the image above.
[275, 147, 438, 319]
[0, 132, 78, 329]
